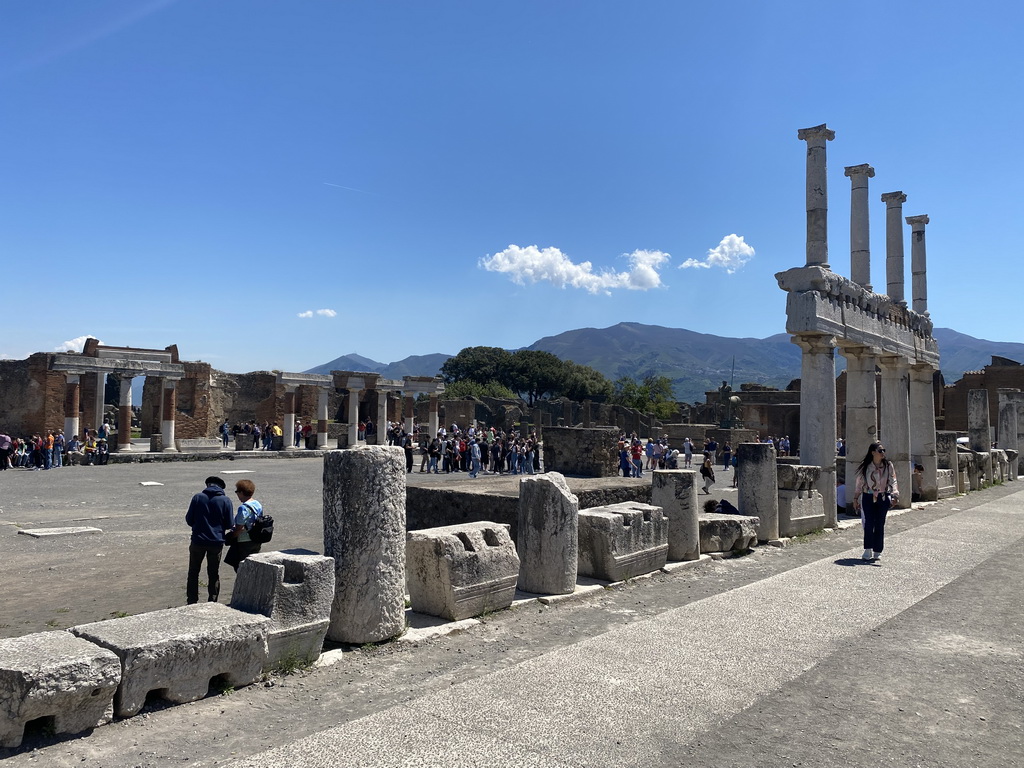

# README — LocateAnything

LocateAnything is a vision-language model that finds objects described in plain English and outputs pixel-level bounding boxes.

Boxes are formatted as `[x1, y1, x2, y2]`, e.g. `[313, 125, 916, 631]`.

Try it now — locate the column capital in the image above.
[844, 163, 875, 178]
[905, 214, 929, 228]
[878, 354, 909, 371]
[881, 191, 907, 206]
[797, 124, 835, 143]
[793, 333, 836, 355]
[837, 342, 880, 360]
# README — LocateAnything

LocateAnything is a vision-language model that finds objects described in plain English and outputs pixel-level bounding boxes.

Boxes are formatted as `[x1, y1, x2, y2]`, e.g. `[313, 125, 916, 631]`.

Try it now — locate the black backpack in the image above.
[245, 504, 274, 544]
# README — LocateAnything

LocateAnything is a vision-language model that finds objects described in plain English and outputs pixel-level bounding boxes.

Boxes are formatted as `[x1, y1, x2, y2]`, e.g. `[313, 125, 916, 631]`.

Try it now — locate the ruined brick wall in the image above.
[0, 355, 68, 436]
[542, 426, 620, 477]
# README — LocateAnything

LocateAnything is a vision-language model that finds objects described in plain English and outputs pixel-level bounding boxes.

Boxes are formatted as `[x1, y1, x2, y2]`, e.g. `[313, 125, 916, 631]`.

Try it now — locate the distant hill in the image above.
[305, 325, 1023, 404]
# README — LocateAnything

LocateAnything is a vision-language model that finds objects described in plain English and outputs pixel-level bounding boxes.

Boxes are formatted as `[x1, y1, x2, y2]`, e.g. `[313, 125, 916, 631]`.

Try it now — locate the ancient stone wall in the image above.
[542, 426, 620, 477]
[943, 358, 1024, 432]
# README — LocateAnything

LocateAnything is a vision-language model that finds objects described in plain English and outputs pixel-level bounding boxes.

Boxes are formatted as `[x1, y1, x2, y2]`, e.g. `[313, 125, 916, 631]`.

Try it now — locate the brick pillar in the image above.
[317, 388, 329, 448]
[283, 388, 297, 450]
[117, 375, 133, 452]
[403, 393, 414, 436]
[64, 374, 81, 439]
[429, 394, 439, 437]
[161, 380, 178, 452]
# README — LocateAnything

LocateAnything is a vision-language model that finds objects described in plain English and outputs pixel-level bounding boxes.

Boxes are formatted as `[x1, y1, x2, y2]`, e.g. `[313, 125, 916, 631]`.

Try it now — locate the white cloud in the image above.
[679, 234, 755, 274]
[297, 311, 314, 318]
[479, 245, 670, 295]
[54, 336, 102, 353]
[298, 309, 337, 319]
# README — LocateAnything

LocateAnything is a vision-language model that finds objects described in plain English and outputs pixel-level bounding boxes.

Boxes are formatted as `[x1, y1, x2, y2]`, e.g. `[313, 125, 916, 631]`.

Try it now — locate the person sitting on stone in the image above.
[82, 434, 98, 465]
[224, 478, 264, 571]
[95, 438, 109, 465]
[65, 435, 84, 466]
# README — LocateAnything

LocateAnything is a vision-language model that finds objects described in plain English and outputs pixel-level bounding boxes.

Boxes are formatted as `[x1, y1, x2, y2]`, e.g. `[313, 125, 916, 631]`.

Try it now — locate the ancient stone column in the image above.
[403, 393, 414, 436]
[93, 372, 105, 436]
[840, 344, 878, 508]
[322, 447, 406, 643]
[879, 355, 912, 509]
[428, 394, 439, 438]
[737, 442, 779, 541]
[881, 191, 907, 304]
[517, 473, 579, 595]
[317, 388, 329, 448]
[909, 364, 937, 500]
[161, 380, 178, 452]
[282, 387, 297, 450]
[967, 388, 991, 452]
[116, 375, 133, 452]
[793, 334, 837, 526]
[844, 163, 875, 290]
[347, 387, 361, 447]
[651, 470, 700, 561]
[906, 214, 930, 315]
[797, 124, 836, 268]
[997, 389, 1020, 480]
[583, 400, 592, 428]
[64, 374, 81, 440]
[375, 392, 388, 445]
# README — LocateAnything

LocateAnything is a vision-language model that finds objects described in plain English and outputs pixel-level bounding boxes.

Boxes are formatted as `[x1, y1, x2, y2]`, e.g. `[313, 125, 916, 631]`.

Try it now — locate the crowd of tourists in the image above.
[225, 420, 284, 450]
[419, 424, 540, 477]
[0, 423, 114, 470]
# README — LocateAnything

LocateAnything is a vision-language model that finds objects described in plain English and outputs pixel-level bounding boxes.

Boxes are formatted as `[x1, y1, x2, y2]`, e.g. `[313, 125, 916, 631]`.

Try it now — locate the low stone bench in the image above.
[699, 513, 759, 553]
[230, 550, 335, 670]
[174, 438, 223, 453]
[0, 631, 121, 748]
[406, 522, 520, 621]
[776, 464, 825, 537]
[577, 502, 668, 582]
[71, 603, 270, 718]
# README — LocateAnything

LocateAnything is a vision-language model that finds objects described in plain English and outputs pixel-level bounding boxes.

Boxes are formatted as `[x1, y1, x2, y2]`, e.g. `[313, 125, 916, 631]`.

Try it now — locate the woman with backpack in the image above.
[224, 478, 265, 571]
[853, 441, 899, 561]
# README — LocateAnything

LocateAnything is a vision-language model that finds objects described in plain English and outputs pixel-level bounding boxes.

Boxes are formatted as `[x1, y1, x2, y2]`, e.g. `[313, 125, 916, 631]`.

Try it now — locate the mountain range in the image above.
[306, 324, 1024, 404]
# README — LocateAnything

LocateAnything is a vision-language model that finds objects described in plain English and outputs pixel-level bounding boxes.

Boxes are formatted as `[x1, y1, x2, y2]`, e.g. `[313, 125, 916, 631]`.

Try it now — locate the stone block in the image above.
[778, 489, 825, 537]
[651, 470, 700, 561]
[323, 446, 407, 644]
[517, 473, 579, 595]
[174, 437, 222, 453]
[699, 513, 759, 553]
[230, 550, 335, 670]
[738, 443, 779, 540]
[406, 522, 520, 621]
[776, 463, 821, 490]
[71, 603, 270, 718]
[235, 433, 255, 451]
[0, 631, 120, 748]
[936, 469, 956, 499]
[577, 502, 668, 582]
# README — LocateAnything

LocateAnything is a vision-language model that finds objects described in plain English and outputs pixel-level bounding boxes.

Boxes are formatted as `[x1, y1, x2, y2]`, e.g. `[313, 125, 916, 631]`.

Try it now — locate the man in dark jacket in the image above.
[185, 476, 234, 604]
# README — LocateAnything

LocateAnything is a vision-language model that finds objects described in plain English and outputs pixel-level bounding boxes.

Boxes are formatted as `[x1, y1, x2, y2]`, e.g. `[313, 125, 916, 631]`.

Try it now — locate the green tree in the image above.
[443, 379, 517, 400]
[440, 347, 513, 386]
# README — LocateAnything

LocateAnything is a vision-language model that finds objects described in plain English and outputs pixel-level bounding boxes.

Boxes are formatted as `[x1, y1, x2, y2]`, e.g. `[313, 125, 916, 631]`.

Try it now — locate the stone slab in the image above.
[138, 481, 164, 486]
[71, 603, 270, 718]
[577, 502, 668, 582]
[17, 527, 102, 538]
[699, 513, 759, 553]
[396, 613, 482, 644]
[174, 438, 223, 453]
[0, 631, 121, 748]
[661, 554, 713, 573]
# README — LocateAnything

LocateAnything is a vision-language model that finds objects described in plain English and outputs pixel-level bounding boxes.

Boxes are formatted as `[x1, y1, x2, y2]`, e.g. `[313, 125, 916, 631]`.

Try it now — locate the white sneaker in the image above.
[862, 549, 873, 560]
[873, 551, 882, 560]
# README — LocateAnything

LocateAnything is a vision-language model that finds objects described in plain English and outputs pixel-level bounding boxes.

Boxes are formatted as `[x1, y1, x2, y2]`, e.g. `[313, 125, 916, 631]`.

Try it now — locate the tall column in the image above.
[840, 345, 878, 508]
[64, 375, 81, 439]
[428, 394, 439, 437]
[797, 124, 836, 268]
[317, 388, 329, 448]
[909, 364, 938, 500]
[283, 387, 297, 450]
[844, 163, 875, 289]
[93, 372, 105, 436]
[881, 191, 907, 304]
[878, 356, 912, 509]
[116, 375, 134, 452]
[161, 380, 178, 452]
[347, 388, 361, 447]
[906, 214, 930, 315]
[997, 389, 1020, 480]
[967, 389, 991, 452]
[378, 392, 390, 444]
[403, 394, 414, 436]
[794, 334, 837, 527]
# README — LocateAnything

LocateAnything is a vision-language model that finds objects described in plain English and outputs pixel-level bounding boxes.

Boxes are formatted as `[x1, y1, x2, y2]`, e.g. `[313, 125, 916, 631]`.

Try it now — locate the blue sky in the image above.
[2, 1, 1020, 375]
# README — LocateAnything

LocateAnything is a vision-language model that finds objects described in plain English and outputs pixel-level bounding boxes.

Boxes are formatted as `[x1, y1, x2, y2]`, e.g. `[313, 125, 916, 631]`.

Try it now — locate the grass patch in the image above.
[110, 610, 130, 618]
[273, 652, 314, 676]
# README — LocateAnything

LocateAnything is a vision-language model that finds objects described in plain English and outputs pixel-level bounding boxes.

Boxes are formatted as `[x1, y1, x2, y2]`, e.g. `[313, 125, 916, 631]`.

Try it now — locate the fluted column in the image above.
[881, 191, 907, 303]
[797, 124, 836, 268]
[906, 214, 930, 315]
[840, 344, 878, 508]
[161, 380, 178, 452]
[909, 364, 937, 500]
[317, 388, 329, 448]
[844, 163, 875, 289]
[878, 355, 912, 509]
[794, 333, 837, 527]
[116, 375, 134, 452]
[64, 375, 81, 440]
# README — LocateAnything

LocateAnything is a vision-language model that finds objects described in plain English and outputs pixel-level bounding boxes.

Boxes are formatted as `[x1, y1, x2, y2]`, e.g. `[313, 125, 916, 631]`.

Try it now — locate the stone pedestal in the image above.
[516, 473, 578, 595]
[737, 443, 779, 541]
[968, 389, 991, 453]
[651, 470, 700, 561]
[322, 447, 407, 644]
[879, 356, 912, 510]
[776, 464, 824, 537]
[577, 502, 668, 582]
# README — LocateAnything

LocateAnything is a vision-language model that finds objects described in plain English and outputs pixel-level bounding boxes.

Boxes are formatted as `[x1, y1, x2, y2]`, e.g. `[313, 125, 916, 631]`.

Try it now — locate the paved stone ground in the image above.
[1, 458, 1020, 767]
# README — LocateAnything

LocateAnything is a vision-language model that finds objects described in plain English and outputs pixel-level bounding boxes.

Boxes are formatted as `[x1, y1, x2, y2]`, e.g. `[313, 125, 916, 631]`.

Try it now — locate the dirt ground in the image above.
[0, 459, 1017, 766]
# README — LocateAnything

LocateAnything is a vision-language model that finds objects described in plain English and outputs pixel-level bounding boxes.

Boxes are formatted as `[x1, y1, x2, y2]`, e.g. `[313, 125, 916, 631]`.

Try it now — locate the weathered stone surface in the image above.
[235, 433, 255, 451]
[651, 470, 700, 561]
[738, 443, 779, 540]
[541, 426, 620, 477]
[70, 603, 269, 718]
[406, 522, 520, 621]
[174, 437, 222, 453]
[778, 488, 825, 537]
[775, 463, 821, 490]
[322, 446, 407, 644]
[0, 631, 120, 748]
[578, 502, 669, 582]
[699, 513, 759, 553]
[936, 468, 956, 499]
[517, 473, 579, 595]
[230, 550, 335, 669]
[967, 389, 991, 453]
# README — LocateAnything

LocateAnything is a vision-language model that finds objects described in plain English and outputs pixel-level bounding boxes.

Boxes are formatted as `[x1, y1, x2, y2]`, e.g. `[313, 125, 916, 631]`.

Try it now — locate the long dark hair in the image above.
[856, 441, 888, 480]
